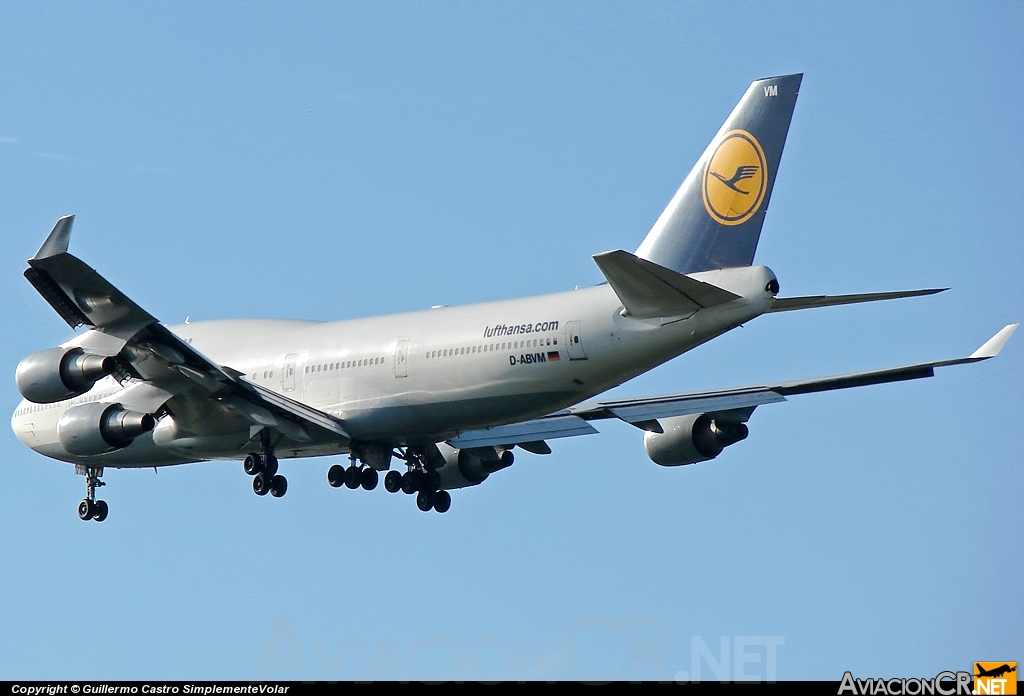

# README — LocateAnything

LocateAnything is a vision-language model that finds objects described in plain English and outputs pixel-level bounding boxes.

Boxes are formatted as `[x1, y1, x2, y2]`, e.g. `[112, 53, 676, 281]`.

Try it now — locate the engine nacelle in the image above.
[57, 402, 155, 456]
[643, 414, 749, 466]
[435, 442, 514, 490]
[16, 347, 115, 404]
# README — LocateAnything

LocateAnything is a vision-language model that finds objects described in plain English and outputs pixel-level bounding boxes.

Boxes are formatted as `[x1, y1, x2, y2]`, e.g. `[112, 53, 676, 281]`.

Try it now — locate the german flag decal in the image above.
[547, 351, 561, 361]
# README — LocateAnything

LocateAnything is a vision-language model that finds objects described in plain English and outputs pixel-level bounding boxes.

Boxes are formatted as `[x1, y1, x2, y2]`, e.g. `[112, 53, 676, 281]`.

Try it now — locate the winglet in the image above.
[969, 324, 1018, 359]
[32, 215, 75, 260]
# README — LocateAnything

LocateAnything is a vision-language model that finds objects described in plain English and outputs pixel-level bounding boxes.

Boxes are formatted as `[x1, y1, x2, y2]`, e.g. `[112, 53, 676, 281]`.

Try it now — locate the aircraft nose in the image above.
[11, 402, 39, 449]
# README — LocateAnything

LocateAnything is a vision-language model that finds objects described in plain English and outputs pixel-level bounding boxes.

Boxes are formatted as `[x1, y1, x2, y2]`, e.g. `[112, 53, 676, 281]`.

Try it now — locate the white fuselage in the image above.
[11, 266, 777, 468]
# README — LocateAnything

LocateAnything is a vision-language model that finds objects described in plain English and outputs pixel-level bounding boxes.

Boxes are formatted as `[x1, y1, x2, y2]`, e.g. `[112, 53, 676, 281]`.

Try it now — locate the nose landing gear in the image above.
[76, 465, 108, 522]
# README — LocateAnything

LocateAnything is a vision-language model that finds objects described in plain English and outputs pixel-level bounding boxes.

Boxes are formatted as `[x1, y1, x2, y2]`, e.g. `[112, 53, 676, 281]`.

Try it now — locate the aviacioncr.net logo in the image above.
[702, 129, 768, 226]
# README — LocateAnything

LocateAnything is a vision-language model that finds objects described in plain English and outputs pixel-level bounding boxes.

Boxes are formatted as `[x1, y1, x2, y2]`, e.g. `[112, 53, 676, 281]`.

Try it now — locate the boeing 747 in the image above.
[11, 73, 1016, 520]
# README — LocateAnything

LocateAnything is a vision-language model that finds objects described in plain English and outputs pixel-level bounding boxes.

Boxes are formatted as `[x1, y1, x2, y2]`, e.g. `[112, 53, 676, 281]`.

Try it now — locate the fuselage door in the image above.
[565, 321, 587, 360]
[393, 339, 410, 378]
[282, 353, 298, 392]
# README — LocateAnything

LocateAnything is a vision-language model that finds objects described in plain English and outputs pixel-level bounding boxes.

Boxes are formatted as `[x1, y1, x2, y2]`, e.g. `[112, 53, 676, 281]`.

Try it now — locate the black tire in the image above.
[344, 465, 362, 489]
[400, 471, 417, 495]
[263, 454, 279, 477]
[384, 470, 402, 493]
[361, 468, 379, 491]
[243, 453, 263, 475]
[253, 472, 270, 496]
[92, 499, 109, 522]
[420, 470, 440, 493]
[270, 475, 288, 498]
[416, 490, 435, 512]
[78, 499, 94, 520]
[385, 470, 403, 491]
[327, 464, 345, 488]
[433, 490, 451, 514]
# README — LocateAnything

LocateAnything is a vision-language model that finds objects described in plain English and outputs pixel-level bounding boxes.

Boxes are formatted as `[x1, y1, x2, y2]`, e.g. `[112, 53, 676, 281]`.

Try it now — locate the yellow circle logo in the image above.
[701, 129, 768, 226]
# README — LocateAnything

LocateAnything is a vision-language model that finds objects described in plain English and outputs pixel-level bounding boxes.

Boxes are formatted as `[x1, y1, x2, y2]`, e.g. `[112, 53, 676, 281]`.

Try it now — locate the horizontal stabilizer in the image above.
[767, 288, 946, 313]
[593, 250, 739, 319]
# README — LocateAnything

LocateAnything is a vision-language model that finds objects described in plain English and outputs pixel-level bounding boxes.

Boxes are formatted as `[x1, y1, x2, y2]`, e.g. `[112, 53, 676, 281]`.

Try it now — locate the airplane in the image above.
[11, 73, 1017, 522]
[975, 664, 1016, 679]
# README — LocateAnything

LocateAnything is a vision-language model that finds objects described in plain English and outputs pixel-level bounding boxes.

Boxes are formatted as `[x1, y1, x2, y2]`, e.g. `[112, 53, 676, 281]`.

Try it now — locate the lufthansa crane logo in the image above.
[702, 129, 768, 226]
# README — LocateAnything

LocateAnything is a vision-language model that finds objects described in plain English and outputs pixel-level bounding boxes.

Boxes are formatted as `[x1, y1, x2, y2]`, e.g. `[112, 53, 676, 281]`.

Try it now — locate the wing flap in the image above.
[576, 388, 787, 423]
[244, 380, 350, 439]
[448, 414, 598, 449]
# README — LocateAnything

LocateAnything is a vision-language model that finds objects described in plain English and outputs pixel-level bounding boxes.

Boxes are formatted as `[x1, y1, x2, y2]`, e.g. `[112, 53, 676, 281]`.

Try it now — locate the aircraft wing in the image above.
[572, 324, 1016, 425]
[25, 216, 349, 445]
[449, 324, 1017, 449]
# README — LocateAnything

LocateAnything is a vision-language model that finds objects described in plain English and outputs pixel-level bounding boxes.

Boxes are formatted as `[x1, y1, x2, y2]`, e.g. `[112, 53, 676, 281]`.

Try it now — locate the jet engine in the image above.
[435, 442, 514, 490]
[57, 402, 155, 456]
[643, 413, 749, 466]
[16, 347, 116, 404]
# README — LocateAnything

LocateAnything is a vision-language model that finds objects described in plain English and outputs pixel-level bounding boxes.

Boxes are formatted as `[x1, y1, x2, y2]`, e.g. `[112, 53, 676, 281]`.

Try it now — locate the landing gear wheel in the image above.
[243, 453, 263, 475]
[433, 490, 451, 514]
[270, 475, 288, 498]
[78, 499, 94, 521]
[419, 471, 440, 493]
[253, 472, 271, 496]
[344, 465, 362, 489]
[92, 500, 109, 522]
[263, 454, 279, 477]
[400, 471, 418, 495]
[416, 490, 435, 512]
[361, 468, 379, 491]
[327, 464, 345, 488]
[384, 470, 402, 493]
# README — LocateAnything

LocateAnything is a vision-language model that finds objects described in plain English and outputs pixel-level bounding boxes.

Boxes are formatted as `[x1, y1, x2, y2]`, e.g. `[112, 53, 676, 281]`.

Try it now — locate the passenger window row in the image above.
[424, 337, 556, 360]
[304, 357, 383, 374]
[17, 390, 111, 416]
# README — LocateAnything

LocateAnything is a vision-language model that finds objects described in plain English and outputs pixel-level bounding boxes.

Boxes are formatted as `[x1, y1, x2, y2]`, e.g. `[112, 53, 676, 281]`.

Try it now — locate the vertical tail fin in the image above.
[635, 74, 802, 274]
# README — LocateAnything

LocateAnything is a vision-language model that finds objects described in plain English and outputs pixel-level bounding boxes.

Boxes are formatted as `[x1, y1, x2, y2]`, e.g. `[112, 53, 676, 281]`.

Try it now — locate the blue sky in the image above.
[1, 1, 1021, 681]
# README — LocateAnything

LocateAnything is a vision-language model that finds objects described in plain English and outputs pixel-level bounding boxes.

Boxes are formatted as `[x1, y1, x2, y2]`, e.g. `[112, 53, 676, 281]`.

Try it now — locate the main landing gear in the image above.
[77, 465, 109, 522]
[243, 450, 287, 498]
[327, 448, 451, 514]
[327, 455, 379, 492]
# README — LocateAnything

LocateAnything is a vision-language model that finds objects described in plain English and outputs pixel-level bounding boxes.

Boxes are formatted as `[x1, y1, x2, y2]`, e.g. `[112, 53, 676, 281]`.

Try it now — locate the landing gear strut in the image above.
[397, 448, 449, 514]
[243, 435, 287, 498]
[326, 447, 451, 513]
[77, 465, 108, 522]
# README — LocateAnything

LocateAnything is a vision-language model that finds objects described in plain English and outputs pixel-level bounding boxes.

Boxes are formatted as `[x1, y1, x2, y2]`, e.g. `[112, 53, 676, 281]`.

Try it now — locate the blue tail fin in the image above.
[635, 74, 802, 273]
